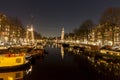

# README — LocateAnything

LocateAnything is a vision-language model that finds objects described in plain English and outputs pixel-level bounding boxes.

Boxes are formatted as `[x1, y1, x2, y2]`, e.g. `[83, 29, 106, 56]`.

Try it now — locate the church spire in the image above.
[61, 27, 64, 42]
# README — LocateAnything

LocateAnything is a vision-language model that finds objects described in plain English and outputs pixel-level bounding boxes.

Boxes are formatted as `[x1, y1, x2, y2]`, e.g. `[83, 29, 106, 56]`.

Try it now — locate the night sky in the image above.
[0, 0, 120, 37]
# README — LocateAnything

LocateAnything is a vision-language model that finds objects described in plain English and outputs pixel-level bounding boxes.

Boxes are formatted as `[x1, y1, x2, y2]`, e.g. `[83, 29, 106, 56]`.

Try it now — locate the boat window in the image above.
[0, 78, 3, 80]
[16, 72, 21, 78]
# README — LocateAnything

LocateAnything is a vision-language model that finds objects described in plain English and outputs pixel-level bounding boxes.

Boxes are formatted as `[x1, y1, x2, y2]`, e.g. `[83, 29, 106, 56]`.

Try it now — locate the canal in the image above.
[1, 43, 120, 80]
[28, 44, 97, 80]
[30, 44, 93, 80]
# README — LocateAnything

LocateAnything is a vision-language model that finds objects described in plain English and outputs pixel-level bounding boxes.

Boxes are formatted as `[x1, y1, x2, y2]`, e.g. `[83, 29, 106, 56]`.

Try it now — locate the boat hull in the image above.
[0, 61, 30, 71]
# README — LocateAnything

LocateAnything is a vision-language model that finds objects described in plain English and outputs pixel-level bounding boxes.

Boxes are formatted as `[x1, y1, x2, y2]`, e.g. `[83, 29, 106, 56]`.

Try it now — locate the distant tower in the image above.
[61, 27, 64, 42]
[26, 24, 34, 44]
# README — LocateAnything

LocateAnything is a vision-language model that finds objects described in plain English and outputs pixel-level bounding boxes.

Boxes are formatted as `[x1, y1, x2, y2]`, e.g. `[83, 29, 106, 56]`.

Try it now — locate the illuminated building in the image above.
[0, 13, 25, 45]
[61, 27, 64, 42]
[26, 24, 34, 44]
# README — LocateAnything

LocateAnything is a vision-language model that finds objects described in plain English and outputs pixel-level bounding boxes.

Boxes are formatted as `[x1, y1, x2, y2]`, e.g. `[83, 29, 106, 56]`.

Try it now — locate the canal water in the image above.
[1, 43, 120, 80]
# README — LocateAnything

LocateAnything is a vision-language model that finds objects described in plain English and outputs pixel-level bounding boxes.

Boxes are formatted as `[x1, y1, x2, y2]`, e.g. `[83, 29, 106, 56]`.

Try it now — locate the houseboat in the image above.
[99, 49, 120, 58]
[28, 44, 45, 58]
[97, 45, 120, 62]
[0, 49, 30, 71]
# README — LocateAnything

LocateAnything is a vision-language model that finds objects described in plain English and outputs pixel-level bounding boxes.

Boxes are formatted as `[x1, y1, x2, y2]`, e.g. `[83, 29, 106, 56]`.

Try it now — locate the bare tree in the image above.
[100, 7, 120, 26]
[78, 20, 95, 42]
[99, 7, 120, 45]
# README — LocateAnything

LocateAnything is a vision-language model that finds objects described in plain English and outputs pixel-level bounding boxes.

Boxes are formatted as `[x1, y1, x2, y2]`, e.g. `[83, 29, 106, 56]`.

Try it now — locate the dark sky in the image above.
[0, 0, 120, 37]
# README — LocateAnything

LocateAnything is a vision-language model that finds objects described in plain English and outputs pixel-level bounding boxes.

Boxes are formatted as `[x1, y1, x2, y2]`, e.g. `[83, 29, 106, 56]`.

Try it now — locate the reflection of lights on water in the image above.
[90, 58, 120, 76]
[0, 71, 23, 80]
[68, 48, 73, 52]
[8, 77, 13, 80]
[61, 46, 64, 59]
[52, 43, 56, 48]
[48, 44, 50, 47]
[0, 66, 32, 80]
[26, 66, 32, 74]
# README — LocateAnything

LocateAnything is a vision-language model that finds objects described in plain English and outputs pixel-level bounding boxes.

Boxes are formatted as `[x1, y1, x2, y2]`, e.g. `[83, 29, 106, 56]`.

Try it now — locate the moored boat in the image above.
[28, 45, 45, 58]
[97, 47, 120, 61]
[0, 50, 30, 71]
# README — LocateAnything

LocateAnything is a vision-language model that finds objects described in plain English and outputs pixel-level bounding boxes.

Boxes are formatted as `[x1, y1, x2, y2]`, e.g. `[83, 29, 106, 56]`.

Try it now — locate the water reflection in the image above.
[0, 66, 32, 80]
[62, 46, 120, 80]
[61, 46, 64, 59]
[51, 43, 58, 48]
[4, 43, 120, 80]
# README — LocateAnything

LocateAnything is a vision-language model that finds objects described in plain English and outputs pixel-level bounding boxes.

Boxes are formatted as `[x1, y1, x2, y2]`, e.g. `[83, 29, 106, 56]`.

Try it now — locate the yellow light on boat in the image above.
[8, 77, 13, 80]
